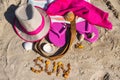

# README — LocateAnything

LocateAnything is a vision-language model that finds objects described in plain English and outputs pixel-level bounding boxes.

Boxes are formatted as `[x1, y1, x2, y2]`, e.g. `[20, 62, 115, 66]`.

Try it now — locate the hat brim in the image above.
[14, 6, 51, 42]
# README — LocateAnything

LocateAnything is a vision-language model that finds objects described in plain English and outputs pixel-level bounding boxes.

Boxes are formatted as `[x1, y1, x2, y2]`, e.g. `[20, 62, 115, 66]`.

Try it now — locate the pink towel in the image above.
[46, 0, 112, 30]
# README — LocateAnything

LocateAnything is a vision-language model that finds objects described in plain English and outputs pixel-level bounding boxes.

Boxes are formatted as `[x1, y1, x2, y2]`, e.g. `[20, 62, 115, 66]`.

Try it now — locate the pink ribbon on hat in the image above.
[20, 15, 45, 35]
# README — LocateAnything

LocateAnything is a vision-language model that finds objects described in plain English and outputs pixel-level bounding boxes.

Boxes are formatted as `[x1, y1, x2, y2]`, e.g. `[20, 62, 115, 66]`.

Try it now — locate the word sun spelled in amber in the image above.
[30, 57, 71, 79]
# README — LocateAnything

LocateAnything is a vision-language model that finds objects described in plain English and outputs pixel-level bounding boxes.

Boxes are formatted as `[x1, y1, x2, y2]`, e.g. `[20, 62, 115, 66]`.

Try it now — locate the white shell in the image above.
[78, 34, 84, 42]
[43, 43, 54, 53]
[23, 42, 33, 51]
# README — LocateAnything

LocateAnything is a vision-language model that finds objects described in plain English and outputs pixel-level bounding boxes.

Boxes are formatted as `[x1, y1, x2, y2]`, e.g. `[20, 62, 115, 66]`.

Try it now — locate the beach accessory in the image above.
[28, 0, 90, 23]
[28, 0, 54, 9]
[33, 11, 76, 60]
[34, 39, 60, 57]
[75, 34, 84, 49]
[42, 43, 55, 53]
[14, 4, 51, 42]
[23, 42, 33, 51]
[78, 34, 85, 42]
[47, 0, 112, 30]
[48, 22, 67, 47]
[76, 21, 99, 42]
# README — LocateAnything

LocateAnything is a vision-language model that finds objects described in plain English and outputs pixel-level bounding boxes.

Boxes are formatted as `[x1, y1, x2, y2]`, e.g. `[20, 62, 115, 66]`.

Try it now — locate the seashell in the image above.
[47, 72, 52, 75]
[57, 62, 63, 66]
[53, 62, 57, 72]
[43, 43, 54, 53]
[45, 60, 50, 65]
[23, 42, 33, 51]
[75, 42, 84, 49]
[78, 34, 84, 42]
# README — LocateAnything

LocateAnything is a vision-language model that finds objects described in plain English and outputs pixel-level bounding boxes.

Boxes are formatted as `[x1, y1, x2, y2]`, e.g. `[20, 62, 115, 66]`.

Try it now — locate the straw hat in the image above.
[14, 4, 51, 42]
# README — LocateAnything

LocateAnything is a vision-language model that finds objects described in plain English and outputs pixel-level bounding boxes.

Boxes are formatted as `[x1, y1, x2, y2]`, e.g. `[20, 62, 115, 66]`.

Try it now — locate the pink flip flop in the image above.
[48, 22, 67, 47]
[76, 21, 99, 43]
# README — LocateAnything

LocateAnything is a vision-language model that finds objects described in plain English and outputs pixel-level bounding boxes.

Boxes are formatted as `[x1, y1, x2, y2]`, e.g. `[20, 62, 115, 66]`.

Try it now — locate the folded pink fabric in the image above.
[46, 0, 112, 30]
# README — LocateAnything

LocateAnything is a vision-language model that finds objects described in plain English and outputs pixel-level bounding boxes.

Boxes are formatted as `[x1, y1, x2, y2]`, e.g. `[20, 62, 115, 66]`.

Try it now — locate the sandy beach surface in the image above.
[0, 0, 120, 80]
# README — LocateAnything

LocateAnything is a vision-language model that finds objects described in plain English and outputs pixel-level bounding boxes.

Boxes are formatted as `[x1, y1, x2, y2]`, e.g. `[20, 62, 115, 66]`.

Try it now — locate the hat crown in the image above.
[15, 4, 43, 32]
[14, 5, 51, 42]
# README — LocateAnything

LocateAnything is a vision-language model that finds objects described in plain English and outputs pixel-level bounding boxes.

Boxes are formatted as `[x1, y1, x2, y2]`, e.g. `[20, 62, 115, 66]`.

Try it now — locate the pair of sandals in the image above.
[48, 21, 99, 47]
[34, 20, 98, 60]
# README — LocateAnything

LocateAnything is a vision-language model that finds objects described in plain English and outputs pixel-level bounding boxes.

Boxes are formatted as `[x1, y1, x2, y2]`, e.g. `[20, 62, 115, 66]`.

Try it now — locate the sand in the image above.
[0, 0, 120, 80]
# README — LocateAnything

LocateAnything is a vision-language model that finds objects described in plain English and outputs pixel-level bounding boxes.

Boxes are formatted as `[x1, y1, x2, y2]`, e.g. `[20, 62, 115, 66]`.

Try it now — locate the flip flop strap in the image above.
[50, 26, 66, 38]
[33, 17, 76, 60]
